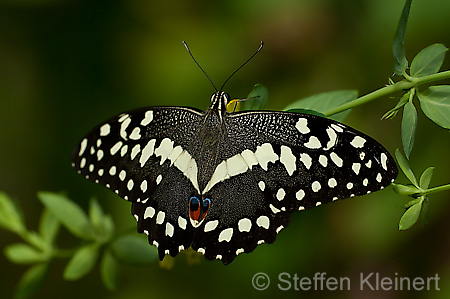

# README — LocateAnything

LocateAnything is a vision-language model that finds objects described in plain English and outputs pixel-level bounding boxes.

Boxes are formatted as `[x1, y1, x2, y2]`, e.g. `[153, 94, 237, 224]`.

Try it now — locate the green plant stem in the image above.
[324, 70, 450, 117]
[421, 183, 450, 196]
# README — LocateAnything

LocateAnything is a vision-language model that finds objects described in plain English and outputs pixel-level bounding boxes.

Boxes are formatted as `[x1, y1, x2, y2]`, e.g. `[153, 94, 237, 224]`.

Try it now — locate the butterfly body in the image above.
[72, 91, 397, 264]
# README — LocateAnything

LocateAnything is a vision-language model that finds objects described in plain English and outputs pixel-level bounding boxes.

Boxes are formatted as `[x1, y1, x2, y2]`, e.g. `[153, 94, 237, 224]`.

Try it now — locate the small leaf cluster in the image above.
[392, 150, 441, 230]
[387, 0, 450, 159]
[0, 192, 158, 298]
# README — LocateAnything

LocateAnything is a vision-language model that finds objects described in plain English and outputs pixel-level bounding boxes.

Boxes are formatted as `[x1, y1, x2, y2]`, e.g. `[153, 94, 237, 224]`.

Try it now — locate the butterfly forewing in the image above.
[72, 93, 397, 265]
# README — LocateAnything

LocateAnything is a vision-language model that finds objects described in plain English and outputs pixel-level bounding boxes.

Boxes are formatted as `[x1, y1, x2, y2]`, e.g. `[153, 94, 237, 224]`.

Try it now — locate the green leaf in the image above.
[392, 183, 420, 196]
[0, 192, 25, 233]
[399, 198, 423, 230]
[89, 199, 114, 242]
[243, 84, 269, 110]
[39, 209, 60, 244]
[419, 167, 434, 189]
[111, 235, 158, 265]
[382, 92, 409, 120]
[417, 86, 450, 129]
[63, 244, 99, 281]
[100, 250, 119, 291]
[4, 243, 47, 264]
[14, 263, 49, 299]
[285, 108, 326, 118]
[89, 198, 103, 230]
[392, 0, 412, 75]
[38, 192, 95, 240]
[401, 100, 417, 159]
[283, 90, 358, 122]
[395, 149, 419, 187]
[24, 231, 48, 252]
[410, 44, 448, 77]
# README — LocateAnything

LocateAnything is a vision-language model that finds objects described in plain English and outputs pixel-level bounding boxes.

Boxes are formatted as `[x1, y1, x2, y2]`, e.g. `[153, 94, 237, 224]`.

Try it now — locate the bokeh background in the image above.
[1, 0, 450, 298]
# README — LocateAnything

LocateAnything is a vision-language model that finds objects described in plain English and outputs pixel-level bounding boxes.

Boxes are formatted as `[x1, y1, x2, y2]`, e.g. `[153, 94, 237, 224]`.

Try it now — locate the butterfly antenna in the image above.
[220, 41, 264, 91]
[183, 41, 218, 92]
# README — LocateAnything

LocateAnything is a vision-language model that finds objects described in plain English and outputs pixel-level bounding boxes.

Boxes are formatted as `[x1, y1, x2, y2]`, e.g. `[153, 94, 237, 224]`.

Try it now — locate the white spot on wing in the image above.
[140, 180, 147, 193]
[254, 143, 279, 170]
[80, 158, 86, 168]
[165, 222, 174, 237]
[109, 166, 116, 176]
[331, 123, 344, 132]
[178, 216, 187, 230]
[120, 117, 131, 140]
[140, 139, 156, 167]
[258, 181, 265, 191]
[118, 114, 129, 123]
[330, 152, 343, 167]
[119, 170, 126, 181]
[156, 211, 165, 224]
[241, 149, 258, 169]
[324, 126, 337, 150]
[238, 218, 252, 232]
[352, 163, 361, 175]
[376, 173, 382, 182]
[141, 110, 153, 126]
[276, 188, 286, 201]
[296, 189, 305, 200]
[270, 204, 281, 214]
[351, 136, 366, 148]
[99, 124, 111, 137]
[174, 150, 200, 193]
[328, 178, 337, 188]
[296, 118, 310, 134]
[120, 145, 128, 157]
[304, 136, 321, 149]
[167, 145, 183, 165]
[226, 154, 249, 177]
[144, 206, 155, 219]
[218, 228, 233, 242]
[311, 181, 321, 192]
[204, 220, 219, 232]
[156, 174, 162, 185]
[154, 138, 174, 165]
[97, 149, 104, 161]
[130, 144, 141, 160]
[79, 138, 88, 156]
[110, 141, 123, 156]
[319, 155, 328, 167]
[381, 153, 388, 171]
[256, 216, 270, 229]
[300, 153, 312, 169]
[129, 127, 141, 140]
[127, 179, 134, 191]
[280, 146, 296, 176]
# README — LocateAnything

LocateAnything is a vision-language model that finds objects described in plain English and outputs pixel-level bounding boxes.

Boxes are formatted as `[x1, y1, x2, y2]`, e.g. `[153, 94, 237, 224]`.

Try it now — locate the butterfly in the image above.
[72, 43, 397, 265]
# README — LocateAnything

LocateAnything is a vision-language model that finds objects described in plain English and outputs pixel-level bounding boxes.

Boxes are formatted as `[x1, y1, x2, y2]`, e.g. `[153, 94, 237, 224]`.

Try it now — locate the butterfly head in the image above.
[210, 91, 231, 113]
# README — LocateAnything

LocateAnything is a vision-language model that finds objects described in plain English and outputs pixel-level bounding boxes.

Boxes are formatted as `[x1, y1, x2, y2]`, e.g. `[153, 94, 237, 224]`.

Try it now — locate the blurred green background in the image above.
[1, 0, 450, 298]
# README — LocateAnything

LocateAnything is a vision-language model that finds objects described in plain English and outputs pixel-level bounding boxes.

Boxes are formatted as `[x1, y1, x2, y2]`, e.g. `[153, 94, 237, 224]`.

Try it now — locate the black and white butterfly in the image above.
[72, 89, 397, 265]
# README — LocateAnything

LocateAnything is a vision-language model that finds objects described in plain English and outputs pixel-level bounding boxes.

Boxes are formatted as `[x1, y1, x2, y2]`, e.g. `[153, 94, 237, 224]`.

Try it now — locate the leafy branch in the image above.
[0, 192, 158, 298]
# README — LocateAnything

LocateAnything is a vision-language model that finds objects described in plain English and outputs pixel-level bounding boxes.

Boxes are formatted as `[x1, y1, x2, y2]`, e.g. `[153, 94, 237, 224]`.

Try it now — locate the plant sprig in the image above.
[0, 192, 158, 298]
